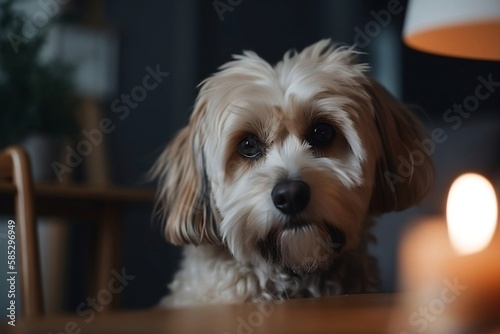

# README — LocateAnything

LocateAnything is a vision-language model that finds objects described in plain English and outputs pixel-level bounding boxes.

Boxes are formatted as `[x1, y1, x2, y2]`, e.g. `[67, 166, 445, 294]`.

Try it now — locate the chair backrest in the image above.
[0, 146, 44, 317]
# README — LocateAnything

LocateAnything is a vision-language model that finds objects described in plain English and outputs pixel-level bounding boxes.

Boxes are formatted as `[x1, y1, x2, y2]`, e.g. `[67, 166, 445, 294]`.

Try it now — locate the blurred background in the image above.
[0, 0, 499, 316]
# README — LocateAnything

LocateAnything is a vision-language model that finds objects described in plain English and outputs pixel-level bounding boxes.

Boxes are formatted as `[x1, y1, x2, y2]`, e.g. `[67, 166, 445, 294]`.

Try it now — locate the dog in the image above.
[152, 39, 433, 307]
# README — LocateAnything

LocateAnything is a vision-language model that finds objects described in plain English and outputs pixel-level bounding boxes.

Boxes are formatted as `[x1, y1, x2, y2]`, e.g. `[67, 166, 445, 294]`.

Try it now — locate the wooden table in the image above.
[2, 294, 398, 334]
[0, 182, 155, 309]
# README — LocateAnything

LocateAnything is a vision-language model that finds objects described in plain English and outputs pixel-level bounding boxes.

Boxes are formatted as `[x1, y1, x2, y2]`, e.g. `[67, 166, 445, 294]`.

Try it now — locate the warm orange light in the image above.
[404, 21, 500, 61]
[446, 173, 498, 255]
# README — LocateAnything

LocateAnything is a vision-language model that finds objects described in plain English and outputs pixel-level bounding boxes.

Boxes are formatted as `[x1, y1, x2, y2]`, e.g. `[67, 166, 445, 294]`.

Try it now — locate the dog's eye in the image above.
[307, 123, 336, 147]
[238, 135, 262, 160]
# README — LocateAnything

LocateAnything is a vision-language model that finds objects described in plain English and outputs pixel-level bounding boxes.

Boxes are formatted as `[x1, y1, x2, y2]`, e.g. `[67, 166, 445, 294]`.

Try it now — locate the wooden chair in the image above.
[0, 146, 44, 317]
[0, 146, 155, 316]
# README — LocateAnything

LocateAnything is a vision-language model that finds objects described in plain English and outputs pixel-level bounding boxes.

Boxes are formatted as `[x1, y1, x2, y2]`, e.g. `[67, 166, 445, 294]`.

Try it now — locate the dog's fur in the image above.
[152, 40, 433, 307]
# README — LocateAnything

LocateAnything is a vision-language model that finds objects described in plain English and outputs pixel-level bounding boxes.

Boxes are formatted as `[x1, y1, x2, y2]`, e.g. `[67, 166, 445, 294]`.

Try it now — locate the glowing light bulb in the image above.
[446, 173, 498, 255]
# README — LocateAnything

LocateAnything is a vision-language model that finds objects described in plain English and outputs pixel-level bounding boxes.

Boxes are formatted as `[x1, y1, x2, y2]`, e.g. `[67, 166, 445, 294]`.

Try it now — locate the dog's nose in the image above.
[271, 180, 310, 215]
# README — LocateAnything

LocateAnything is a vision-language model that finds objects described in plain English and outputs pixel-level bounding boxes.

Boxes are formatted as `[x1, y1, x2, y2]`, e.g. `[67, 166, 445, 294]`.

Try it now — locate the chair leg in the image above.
[94, 203, 123, 311]
[8, 147, 44, 317]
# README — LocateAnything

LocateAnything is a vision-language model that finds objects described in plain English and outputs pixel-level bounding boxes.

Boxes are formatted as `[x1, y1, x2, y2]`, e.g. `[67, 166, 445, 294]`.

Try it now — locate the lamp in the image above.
[403, 0, 500, 61]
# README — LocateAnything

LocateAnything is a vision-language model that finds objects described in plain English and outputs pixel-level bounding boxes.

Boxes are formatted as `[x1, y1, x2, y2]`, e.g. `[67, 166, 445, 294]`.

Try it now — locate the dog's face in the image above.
[153, 40, 433, 273]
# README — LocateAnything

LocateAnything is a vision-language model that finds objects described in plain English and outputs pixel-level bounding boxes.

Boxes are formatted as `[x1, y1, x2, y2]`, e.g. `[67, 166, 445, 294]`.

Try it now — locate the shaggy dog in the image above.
[153, 39, 433, 307]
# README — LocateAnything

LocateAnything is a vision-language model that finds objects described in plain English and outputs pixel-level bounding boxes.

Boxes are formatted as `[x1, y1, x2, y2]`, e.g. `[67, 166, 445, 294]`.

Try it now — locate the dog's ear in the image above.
[366, 79, 434, 214]
[151, 102, 221, 245]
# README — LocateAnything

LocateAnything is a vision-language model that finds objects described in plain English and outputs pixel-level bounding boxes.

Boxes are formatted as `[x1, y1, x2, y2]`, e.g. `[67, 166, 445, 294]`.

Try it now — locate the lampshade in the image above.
[403, 0, 500, 61]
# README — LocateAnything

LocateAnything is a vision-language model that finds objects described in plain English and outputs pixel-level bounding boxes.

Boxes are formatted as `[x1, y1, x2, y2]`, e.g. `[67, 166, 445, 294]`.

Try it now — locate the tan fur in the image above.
[152, 102, 221, 245]
[366, 79, 434, 214]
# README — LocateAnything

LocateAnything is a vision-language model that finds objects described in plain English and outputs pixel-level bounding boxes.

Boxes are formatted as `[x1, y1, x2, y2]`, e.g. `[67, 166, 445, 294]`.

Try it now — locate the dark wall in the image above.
[102, 0, 182, 308]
